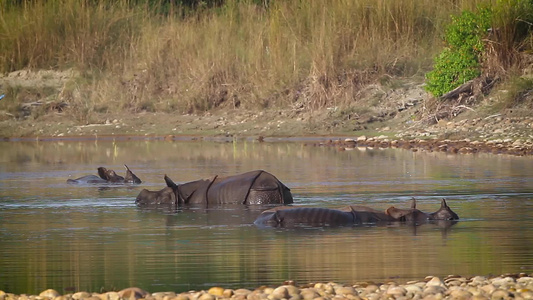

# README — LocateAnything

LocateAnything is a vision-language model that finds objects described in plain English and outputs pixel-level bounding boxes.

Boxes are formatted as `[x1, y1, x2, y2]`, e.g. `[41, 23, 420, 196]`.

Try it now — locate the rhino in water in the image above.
[67, 165, 142, 184]
[254, 198, 458, 227]
[135, 170, 293, 207]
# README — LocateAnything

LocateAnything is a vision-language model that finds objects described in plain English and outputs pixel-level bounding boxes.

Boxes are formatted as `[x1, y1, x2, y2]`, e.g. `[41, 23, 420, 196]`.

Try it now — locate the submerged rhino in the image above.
[135, 170, 293, 207]
[67, 165, 142, 184]
[254, 198, 458, 227]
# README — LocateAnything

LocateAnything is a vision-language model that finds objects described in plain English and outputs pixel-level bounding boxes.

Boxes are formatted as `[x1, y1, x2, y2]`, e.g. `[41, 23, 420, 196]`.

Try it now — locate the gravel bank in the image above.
[313, 135, 533, 156]
[2, 274, 532, 300]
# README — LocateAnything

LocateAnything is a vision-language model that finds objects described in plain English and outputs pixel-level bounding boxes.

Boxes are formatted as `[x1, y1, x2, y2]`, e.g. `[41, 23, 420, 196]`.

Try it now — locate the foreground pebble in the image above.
[1, 274, 532, 300]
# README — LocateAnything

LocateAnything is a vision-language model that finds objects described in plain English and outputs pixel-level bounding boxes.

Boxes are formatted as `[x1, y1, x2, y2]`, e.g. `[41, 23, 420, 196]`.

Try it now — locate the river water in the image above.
[0, 138, 532, 294]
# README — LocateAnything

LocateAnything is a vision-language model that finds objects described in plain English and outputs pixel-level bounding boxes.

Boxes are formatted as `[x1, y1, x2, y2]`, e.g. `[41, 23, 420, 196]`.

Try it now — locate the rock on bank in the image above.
[1, 274, 532, 300]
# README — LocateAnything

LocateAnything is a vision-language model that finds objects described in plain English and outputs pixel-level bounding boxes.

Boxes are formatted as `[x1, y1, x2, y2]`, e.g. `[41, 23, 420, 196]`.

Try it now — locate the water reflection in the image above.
[0, 139, 532, 294]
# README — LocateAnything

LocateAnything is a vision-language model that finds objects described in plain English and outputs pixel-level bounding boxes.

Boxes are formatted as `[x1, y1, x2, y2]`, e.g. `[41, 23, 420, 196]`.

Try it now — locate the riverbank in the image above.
[2, 108, 533, 156]
[1, 274, 532, 300]
[1, 70, 533, 156]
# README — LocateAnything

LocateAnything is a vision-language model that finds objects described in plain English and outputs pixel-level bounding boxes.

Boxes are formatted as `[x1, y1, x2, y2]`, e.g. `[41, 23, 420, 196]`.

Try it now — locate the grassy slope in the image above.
[0, 0, 531, 139]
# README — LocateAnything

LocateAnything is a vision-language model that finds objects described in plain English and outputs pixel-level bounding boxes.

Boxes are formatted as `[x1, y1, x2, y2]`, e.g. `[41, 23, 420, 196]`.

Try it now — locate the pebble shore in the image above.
[315, 135, 533, 156]
[2, 274, 532, 300]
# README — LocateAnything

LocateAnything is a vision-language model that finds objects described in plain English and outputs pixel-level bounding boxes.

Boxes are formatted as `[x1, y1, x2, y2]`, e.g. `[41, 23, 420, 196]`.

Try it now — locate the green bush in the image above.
[425, 8, 492, 97]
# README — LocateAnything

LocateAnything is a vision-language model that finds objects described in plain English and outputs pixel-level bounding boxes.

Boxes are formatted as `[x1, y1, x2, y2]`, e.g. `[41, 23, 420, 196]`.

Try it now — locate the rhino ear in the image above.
[164, 175, 178, 189]
[410, 197, 417, 209]
[386, 207, 411, 219]
[124, 165, 142, 184]
[441, 198, 449, 208]
[97, 167, 110, 180]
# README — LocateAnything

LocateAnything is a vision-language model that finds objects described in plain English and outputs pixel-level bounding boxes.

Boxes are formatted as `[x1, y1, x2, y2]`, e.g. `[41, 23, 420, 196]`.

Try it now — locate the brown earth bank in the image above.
[1, 274, 533, 300]
[1, 70, 532, 156]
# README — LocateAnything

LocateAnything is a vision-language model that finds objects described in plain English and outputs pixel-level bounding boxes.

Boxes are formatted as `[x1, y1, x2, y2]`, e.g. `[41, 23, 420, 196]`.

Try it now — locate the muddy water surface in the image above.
[0, 139, 532, 294]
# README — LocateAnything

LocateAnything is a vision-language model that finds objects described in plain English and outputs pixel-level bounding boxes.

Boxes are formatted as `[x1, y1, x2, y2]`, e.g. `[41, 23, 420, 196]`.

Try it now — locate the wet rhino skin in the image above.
[67, 165, 142, 184]
[135, 170, 293, 207]
[254, 199, 459, 227]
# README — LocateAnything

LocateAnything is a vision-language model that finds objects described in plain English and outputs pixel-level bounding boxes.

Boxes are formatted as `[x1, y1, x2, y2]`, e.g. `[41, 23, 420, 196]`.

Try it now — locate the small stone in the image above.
[481, 284, 497, 294]
[363, 285, 379, 294]
[207, 287, 224, 296]
[426, 277, 445, 288]
[519, 290, 533, 299]
[72, 292, 91, 300]
[284, 286, 300, 297]
[234, 289, 252, 296]
[100, 292, 120, 300]
[491, 277, 515, 287]
[470, 276, 489, 285]
[222, 289, 234, 298]
[491, 289, 512, 300]
[174, 294, 190, 300]
[386, 286, 407, 296]
[118, 288, 148, 300]
[344, 138, 356, 148]
[39, 290, 60, 299]
[197, 293, 215, 300]
[404, 284, 422, 294]
[232, 295, 246, 300]
[300, 289, 320, 300]
[334, 286, 357, 296]
[153, 292, 176, 298]
[271, 286, 288, 299]
[518, 277, 533, 285]
[449, 289, 473, 299]
[423, 285, 446, 297]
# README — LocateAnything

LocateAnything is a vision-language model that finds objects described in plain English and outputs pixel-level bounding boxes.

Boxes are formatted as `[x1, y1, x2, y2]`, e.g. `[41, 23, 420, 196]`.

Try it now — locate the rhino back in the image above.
[207, 170, 263, 204]
[248, 171, 293, 204]
[255, 207, 355, 227]
[67, 175, 107, 184]
[178, 178, 214, 204]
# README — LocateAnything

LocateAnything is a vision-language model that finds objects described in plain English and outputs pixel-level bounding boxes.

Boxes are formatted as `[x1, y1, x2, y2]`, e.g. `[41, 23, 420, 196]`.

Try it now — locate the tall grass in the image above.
[0, 0, 503, 118]
[0, 1, 147, 71]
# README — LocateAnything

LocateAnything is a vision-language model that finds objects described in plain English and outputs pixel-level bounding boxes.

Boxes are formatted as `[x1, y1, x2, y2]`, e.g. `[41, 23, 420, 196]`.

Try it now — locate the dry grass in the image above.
[2, 0, 524, 123]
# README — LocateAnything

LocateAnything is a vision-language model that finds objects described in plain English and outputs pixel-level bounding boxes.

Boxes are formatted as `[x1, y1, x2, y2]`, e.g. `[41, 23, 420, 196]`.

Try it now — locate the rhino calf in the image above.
[67, 165, 142, 184]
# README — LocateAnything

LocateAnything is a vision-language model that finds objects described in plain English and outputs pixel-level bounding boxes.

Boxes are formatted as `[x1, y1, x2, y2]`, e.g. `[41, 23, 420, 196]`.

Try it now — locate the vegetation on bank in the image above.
[426, 0, 532, 98]
[0, 0, 531, 124]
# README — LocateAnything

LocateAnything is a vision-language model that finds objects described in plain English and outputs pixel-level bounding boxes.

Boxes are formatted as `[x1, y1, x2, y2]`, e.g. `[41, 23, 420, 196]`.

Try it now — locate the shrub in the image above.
[425, 8, 492, 97]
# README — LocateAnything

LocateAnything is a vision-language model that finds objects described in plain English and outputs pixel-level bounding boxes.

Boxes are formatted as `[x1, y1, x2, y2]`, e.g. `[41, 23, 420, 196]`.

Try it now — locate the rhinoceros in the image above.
[254, 198, 458, 227]
[135, 170, 293, 207]
[67, 165, 142, 184]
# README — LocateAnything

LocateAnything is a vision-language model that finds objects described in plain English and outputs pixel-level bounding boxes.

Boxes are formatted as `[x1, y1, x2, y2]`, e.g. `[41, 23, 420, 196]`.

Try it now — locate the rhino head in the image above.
[385, 198, 459, 223]
[134, 174, 186, 207]
[97, 167, 125, 183]
[428, 198, 459, 220]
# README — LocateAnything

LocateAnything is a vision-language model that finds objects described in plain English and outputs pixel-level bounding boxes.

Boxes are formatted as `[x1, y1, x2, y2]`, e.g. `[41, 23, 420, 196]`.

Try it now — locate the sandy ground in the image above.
[0, 69, 532, 142]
